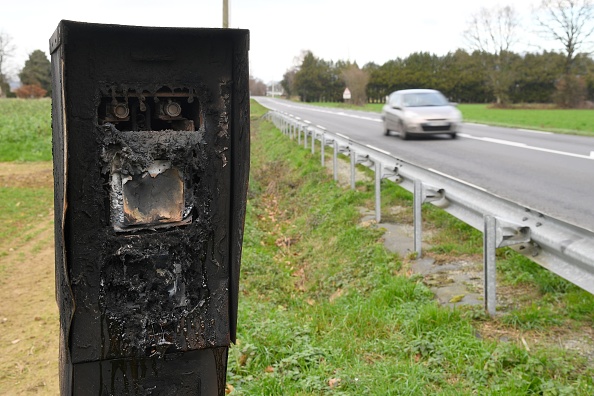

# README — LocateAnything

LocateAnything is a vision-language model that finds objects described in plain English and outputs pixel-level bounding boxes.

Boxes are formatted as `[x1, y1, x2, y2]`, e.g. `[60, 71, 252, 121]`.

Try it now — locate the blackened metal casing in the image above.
[50, 20, 249, 395]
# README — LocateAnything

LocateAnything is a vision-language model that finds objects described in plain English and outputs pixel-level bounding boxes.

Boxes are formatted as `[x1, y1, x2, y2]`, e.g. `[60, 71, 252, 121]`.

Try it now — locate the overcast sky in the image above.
[2, 0, 550, 83]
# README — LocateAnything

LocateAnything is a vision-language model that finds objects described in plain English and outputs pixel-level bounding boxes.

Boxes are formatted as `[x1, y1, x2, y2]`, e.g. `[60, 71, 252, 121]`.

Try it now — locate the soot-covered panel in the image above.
[51, 20, 249, 395]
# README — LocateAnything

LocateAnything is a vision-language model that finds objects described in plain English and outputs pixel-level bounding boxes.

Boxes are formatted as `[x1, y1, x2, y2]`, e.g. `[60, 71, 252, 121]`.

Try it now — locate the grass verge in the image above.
[227, 101, 594, 394]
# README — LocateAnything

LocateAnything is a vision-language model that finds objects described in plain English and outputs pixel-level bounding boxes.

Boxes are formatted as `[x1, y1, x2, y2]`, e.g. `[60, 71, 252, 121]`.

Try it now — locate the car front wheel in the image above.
[399, 121, 409, 140]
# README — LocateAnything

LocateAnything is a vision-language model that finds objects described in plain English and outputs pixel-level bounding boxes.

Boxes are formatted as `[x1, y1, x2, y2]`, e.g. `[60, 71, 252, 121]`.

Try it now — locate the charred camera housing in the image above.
[51, 20, 249, 394]
[99, 86, 203, 232]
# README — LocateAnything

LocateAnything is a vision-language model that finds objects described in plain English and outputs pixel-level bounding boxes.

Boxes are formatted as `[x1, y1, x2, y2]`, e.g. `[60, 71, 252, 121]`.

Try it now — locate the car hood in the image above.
[405, 106, 461, 119]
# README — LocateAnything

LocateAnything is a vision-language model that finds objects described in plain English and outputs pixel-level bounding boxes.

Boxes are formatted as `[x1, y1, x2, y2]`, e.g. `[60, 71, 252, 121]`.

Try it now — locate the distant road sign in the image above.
[343, 88, 351, 100]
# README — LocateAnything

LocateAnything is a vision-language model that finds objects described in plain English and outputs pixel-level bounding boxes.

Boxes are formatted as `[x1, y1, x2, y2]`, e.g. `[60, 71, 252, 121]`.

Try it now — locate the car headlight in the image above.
[451, 109, 462, 123]
[403, 112, 423, 131]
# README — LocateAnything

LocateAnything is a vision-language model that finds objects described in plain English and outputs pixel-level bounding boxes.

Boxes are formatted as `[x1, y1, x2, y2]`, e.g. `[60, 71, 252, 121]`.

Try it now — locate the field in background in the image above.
[0, 99, 52, 161]
[457, 104, 594, 135]
[0, 99, 593, 394]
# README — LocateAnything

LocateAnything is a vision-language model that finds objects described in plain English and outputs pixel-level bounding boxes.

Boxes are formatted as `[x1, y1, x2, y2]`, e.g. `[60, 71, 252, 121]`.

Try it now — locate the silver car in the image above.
[382, 89, 462, 139]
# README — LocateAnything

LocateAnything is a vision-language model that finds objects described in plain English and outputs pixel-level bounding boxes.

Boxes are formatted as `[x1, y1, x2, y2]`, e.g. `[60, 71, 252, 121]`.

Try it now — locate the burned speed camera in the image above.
[50, 21, 249, 395]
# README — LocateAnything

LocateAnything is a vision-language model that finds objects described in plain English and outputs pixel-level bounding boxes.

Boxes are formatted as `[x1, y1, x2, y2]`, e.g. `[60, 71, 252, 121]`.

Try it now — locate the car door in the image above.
[385, 93, 401, 131]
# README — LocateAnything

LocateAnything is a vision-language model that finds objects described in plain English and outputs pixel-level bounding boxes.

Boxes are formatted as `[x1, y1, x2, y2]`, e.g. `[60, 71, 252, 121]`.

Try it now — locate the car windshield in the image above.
[402, 92, 448, 107]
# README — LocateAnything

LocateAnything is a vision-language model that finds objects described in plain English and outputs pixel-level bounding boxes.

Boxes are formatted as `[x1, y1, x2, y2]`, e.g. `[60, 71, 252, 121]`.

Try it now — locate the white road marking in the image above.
[460, 134, 593, 160]
[482, 137, 527, 147]
[266, 100, 381, 122]
[517, 128, 553, 135]
[464, 123, 489, 127]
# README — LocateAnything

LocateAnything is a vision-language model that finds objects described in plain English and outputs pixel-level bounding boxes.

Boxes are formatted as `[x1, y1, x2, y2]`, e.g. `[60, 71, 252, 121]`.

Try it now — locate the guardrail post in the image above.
[375, 160, 382, 223]
[484, 215, 497, 316]
[350, 149, 356, 190]
[304, 121, 310, 148]
[414, 183, 444, 258]
[321, 134, 325, 167]
[298, 124, 302, 145]
[414, 180, 423, 257]
[333, 141, 338, 181]
[311, 130, 315, 154]
[304, 127, 309, 148]
[483, 216, 531, 315]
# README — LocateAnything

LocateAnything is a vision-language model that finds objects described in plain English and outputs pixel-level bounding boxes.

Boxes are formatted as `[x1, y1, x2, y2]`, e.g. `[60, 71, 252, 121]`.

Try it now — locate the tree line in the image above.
[280, 49, 594, 107]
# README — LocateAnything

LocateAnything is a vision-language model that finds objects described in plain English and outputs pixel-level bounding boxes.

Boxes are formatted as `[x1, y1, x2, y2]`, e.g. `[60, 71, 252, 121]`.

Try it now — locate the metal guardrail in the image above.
[266, 110, 594, 315]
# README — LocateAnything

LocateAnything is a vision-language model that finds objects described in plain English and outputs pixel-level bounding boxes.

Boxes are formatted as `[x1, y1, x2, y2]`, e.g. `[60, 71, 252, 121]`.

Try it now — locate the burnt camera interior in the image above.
[99, 86, 202, 232]
[98, 87, 202, 132]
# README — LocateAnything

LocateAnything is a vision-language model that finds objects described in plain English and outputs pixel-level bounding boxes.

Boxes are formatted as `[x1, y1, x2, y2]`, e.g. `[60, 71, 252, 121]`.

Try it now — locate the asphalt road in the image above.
[254, 97, 594, 232]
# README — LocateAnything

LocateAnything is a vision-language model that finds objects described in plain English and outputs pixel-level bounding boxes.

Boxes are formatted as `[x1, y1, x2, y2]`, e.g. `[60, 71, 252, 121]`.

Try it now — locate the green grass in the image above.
[306, 101, 594, 136]
[227, 100, 594, 394]
[458, 104, 594, 135]
[0, 98, 52, 161]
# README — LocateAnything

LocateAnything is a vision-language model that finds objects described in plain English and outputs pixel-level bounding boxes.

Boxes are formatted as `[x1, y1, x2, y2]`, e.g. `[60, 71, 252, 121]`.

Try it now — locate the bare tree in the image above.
[464, 5, 520, 104]
[341, 64, 369, 106]
[0, 30, 15, 97]
[465, 5, 519, 54]
[535, 0, 594, 73]
[249, 75, 267, 96]
[534, 0, 594, 107]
